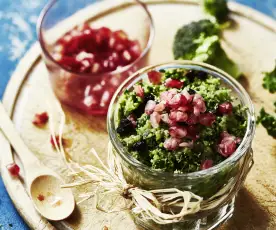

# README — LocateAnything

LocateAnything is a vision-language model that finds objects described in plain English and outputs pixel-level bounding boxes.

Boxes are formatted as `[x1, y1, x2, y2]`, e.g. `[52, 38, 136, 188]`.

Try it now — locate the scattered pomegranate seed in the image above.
[186, 114, 198, 125]
[193, 94, 206, 116]
[134, 85, 144, 98]
[148, 70, 162, 85]
[32, 112, 49, 126]
[200, 160, 213, 170]
[164, 78, 184, 89]
[169, 126, 187, 138]
[150, 112, 161, 128]
[50, 135, 65, 149]
[199, 113, 216, 126]
[218, 102, 233, 115]
[6, 163, 20, 177]
[163, 137, 181, 150]
[187, 125, 200, 139]
[145, 100, 156, 115]
[37, 194, 45, 201]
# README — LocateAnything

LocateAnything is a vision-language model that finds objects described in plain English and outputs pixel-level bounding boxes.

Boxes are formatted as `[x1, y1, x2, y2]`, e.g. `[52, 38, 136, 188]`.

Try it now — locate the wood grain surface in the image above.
[0, 1, 275, 229]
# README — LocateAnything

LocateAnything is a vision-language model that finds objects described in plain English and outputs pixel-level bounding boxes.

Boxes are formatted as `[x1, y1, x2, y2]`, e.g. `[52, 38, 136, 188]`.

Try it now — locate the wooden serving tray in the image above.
[0, 1, 275, 229]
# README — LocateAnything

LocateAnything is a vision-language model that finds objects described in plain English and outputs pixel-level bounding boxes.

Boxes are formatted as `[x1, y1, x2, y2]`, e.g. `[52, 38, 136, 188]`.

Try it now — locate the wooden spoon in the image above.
[0, 102, 75, 221]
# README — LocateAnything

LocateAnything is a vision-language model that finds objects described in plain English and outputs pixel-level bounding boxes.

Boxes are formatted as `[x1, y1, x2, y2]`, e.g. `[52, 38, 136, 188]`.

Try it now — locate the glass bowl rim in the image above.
[37, 0, 155, 77]
[107, 60, 256, 179]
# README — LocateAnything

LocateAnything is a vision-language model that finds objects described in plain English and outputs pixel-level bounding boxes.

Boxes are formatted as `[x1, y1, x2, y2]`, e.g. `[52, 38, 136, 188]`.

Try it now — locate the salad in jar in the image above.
[115, 67, 247, 174]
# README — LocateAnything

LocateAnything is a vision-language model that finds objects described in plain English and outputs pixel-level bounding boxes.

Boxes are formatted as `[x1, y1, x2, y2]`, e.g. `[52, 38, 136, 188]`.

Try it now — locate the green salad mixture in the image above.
[116, 68, 247, 173]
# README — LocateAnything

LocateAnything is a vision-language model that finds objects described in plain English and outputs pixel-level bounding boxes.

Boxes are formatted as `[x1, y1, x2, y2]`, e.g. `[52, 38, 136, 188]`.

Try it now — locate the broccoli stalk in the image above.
[263, 61, 276, 93]
[257, 108, 276, 138]
[202, 0, 229, 23]
[173, 19, 241, 79]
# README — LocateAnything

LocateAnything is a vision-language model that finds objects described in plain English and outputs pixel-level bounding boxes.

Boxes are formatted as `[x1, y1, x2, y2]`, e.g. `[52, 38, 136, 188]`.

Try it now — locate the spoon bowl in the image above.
[30, 175, 75, 221]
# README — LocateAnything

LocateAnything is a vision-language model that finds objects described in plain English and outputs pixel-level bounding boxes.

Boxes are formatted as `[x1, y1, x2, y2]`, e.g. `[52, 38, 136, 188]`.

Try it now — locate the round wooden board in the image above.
[1, 0, 276, 229]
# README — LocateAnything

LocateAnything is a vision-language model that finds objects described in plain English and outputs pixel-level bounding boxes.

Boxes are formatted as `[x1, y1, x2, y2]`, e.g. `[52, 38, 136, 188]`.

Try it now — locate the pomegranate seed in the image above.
[127, 114, 137, 127]
[200, 160, 213, 170]
[50, 135, 65, 149]
[150, 112, 161, 128]
[37, 194, 45, 201]
[32, 112, 49, 126]
[165, 78, 184, 89]
[134, 85, 144, 98]
[218, 132, 238, 157]
[179, 141, 194, 148]
[129, 40, 141, 58]
[199, 113, 216, 126]
[154, 102, 166, 112]
[163, 137, 181, 150]
[148, 70, 162, 85]
[169, 110, 188, 122]
[169, 126, 187, 138]
[6, 163, 20, 177]
[160, 89, 178, 105]
[218, 102, 233, 115]
[168, 94, 188, 108]
[187, 125, 200, 139]
[145, 100, 156, 115]
[186, 113, 198, 125]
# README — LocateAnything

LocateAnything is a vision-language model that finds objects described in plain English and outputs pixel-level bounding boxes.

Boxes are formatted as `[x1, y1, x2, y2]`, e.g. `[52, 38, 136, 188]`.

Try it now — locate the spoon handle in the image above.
[0, 102, 39, 167]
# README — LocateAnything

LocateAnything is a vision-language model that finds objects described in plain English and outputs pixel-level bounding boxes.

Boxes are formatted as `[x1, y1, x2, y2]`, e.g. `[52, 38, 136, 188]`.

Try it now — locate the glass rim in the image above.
[107, 60, 256, 179]
[37, 0, 155, 77]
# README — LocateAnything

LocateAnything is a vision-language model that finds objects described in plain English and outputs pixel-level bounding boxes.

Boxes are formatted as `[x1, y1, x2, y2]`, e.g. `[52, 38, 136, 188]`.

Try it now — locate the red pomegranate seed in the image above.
[32, 112, 49, 126]
[186, 114, 198, 125]
[129, 40, 141, 58]
[50, 135, 65, 149]
[148, 70, 162, 85]
[127, 114, 137, 127]
[154, 102, 166, 112]
[163, 137, 181, 150]
[182, 89, 194, 103]
[169, 110, 188, 122]
[168, 94, 188, 108]
[150, 112, 161, 128]
[218, 102, 233, 115]
[200, 160, 213, 170]
[134, 85, 144, 98]
[145, 100, 156, 115]
[6, 163, 20, 177]
[179, 141, 194, 148]
[199, 113, 216, 126]
[193, 94, 206, 116]
[37, 194, 45, 201]
[218, 132, 237, 157]
[165, 78, 184, 89]
[169, 126, 187, 138]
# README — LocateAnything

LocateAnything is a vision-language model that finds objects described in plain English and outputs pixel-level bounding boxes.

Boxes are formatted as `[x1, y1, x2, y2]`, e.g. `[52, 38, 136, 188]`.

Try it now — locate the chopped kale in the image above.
[257, 108, 276, 138]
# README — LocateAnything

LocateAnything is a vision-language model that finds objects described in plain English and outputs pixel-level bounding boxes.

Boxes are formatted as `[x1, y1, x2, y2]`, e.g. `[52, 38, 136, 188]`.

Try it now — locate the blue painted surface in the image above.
[0, 0, 275, 229]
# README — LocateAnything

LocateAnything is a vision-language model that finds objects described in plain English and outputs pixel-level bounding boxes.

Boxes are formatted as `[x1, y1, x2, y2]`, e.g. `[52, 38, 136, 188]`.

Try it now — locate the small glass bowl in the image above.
[107, 61, 255, 229]
[37, 0, 154, 115]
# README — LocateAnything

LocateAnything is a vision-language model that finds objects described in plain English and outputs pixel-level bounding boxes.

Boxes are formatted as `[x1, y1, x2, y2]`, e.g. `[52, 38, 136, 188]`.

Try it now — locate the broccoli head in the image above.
[262, 61, 276, 93]
[203, 0, 229, 23]
[173, 20, 241, 79]
[257, 108, 276, 138]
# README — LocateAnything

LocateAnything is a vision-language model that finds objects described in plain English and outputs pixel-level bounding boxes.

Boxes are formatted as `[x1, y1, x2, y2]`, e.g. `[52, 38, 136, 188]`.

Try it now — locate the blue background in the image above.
[0, 0, 275, 229]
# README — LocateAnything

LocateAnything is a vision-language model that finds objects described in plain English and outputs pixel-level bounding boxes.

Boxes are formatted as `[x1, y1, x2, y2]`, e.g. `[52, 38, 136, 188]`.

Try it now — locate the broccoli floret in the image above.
[173, 20, 241, 79]
[257, 108, 276, 138]
[203, 0, 229, 23]
[262, 61, 276, 93]
[173, 19, 219, 60]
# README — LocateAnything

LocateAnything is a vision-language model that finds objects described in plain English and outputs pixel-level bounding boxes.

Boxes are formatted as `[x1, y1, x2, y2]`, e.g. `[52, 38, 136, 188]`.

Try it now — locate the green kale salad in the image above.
[115, 68, 247, 173]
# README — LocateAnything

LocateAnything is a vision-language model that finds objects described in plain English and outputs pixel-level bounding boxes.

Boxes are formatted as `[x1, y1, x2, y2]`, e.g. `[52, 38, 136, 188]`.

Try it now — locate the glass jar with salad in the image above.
[38, 0, 154, 115]
[107, 61, 255, 229]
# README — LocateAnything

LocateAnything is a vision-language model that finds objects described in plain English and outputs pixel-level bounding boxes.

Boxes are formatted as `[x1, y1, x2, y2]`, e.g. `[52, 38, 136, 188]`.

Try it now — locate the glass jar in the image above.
[107, 61, 255, 229]
[37, 0, 154, 115]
